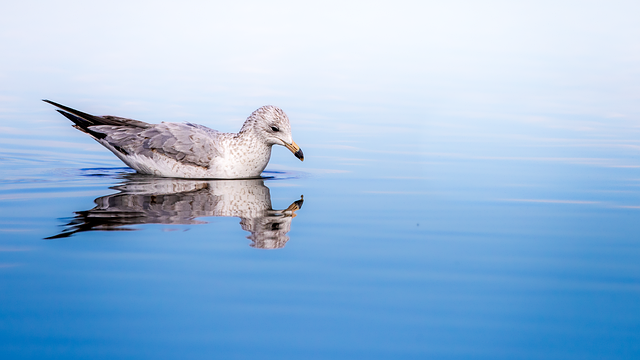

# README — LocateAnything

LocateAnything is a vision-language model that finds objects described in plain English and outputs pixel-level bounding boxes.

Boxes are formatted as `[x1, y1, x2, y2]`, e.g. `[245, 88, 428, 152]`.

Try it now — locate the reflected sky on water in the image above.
[1, 1, 640, 359]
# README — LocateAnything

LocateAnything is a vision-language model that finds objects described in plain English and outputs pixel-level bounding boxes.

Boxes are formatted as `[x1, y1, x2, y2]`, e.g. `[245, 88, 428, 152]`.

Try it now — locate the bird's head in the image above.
[242, 105, 304, 161]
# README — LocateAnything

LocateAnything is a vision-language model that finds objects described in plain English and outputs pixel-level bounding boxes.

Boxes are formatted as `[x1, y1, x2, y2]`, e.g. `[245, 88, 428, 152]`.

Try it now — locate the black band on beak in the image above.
[294, 148, 304, 161]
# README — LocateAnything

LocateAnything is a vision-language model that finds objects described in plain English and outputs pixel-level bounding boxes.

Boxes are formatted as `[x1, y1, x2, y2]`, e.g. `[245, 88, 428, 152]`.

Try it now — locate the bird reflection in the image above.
[47, 175, 304, 249]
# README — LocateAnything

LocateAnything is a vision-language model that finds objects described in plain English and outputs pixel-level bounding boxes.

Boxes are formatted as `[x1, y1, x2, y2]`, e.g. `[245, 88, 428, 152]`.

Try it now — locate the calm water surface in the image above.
[2, 2, 640, 359]
[1, 105, 639, 359]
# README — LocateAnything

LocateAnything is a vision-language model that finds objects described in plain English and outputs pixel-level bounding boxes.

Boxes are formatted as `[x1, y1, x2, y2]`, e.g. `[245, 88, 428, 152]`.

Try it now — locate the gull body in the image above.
[44, 100, 303, 179]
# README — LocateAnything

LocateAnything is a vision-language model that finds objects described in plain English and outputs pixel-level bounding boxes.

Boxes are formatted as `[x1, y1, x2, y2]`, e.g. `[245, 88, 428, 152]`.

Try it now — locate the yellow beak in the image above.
[284, 140, 304, 161]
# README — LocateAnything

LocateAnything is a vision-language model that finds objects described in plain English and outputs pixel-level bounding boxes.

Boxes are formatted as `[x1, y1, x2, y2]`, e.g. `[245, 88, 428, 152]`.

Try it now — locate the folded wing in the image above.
[43, 100, 220, 168]
[94, 122, 220, 168]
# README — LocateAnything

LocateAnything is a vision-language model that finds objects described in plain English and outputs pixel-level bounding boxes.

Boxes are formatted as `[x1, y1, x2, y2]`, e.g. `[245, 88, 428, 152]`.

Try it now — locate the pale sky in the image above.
[0, 0, 639, 135]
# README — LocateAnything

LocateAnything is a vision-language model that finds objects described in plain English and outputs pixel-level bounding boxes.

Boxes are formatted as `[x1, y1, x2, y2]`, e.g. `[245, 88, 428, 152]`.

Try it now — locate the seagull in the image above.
[43, 100, 303, 179]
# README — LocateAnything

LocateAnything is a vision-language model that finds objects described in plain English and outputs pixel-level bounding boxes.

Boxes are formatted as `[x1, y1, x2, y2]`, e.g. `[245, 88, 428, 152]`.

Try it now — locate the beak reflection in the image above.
[46, 176, 305, 249]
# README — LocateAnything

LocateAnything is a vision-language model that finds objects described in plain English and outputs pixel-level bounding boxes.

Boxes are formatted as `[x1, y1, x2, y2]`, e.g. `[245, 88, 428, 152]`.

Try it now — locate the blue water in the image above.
[2, 117, 640, 359]
[2, 2, 640, 359]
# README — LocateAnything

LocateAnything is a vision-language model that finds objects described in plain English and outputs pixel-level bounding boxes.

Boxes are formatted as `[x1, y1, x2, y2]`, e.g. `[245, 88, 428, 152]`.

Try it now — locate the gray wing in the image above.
[43, 100, 220, 168]
[93, 122, 221, 168]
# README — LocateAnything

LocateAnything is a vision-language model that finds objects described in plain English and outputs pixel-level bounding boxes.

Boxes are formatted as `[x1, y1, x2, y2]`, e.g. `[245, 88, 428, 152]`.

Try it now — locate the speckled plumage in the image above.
[43, 100, 304, 179]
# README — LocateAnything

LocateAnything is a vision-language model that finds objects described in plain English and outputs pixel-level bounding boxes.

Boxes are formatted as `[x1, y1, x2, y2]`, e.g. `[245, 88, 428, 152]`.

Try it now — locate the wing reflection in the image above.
[47, 175, 304, 249]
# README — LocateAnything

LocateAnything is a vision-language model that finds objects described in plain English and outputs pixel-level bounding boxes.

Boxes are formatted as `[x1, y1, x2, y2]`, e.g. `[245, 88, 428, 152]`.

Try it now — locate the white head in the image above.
[241, 105, 303, 161]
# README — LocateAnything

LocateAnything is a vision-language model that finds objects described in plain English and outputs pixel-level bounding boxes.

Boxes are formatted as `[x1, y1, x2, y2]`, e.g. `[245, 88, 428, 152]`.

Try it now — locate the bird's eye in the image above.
[271, 126, 279, 132]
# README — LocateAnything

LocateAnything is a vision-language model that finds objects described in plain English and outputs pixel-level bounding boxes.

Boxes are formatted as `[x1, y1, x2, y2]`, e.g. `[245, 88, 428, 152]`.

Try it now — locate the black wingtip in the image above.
[43, 99, 102, 125]
[55, 110, 107, 139]
[56, 109, 84, 126]
[42, 99, 60, 107]
[44, 232, 73, 240]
